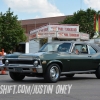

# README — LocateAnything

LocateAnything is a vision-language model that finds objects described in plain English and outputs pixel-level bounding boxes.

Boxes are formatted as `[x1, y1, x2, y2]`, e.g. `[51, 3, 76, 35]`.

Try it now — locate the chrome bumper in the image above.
[5, 64, 43, 73]
[0, 64, 5, 70]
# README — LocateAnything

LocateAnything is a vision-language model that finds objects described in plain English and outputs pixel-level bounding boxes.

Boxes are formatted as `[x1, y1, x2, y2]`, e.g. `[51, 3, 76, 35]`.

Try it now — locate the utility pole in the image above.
[80, 0, 82, 10]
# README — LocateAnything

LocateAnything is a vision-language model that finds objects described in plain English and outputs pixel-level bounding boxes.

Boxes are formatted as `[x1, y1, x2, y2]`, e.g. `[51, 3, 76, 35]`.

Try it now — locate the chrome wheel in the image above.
[50, 66, 59, 81]
[44, 63, 60, 83]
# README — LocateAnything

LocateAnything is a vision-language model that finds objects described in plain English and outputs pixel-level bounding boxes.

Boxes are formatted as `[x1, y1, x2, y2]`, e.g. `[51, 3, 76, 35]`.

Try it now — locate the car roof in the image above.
[48, 41, 100, 52]
[48, 41, 89, 45]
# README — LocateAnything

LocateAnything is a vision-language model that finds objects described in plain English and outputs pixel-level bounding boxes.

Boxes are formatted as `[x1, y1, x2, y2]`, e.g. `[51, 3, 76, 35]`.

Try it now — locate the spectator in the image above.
[0, 53, 3, 66]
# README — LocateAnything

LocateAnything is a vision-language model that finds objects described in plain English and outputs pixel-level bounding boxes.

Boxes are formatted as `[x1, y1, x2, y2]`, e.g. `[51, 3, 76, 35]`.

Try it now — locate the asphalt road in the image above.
[0, 73, 100, 100]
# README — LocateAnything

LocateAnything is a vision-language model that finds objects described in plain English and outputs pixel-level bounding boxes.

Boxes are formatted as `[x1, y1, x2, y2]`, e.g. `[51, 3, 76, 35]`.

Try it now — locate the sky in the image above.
[0, 0, 100, 20]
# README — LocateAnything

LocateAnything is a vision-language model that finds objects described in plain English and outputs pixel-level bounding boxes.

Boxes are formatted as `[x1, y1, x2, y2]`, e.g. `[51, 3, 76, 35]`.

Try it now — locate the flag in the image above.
[93, 14, 99, 38]
[94, 14, 96, 31]
[96, 19, 99, 33]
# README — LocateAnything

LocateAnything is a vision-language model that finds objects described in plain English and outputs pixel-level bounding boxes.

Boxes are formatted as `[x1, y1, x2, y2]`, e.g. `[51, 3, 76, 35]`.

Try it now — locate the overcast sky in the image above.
[0, 0, 100, 20]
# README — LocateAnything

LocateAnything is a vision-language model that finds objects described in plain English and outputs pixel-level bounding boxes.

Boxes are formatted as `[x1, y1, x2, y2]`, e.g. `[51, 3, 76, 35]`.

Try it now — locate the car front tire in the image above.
[95, 66, 100, 79]
[44, 63, 61, 83]
[9, 72, 25, 81]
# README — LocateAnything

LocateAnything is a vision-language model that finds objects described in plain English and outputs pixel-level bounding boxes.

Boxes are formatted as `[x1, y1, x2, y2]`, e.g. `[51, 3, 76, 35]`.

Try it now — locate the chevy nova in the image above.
[2, 41, 100, 83]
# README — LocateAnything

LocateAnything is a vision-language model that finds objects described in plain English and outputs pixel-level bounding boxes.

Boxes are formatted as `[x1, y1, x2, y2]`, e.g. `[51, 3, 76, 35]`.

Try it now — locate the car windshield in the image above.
[39, 42, 71, 52]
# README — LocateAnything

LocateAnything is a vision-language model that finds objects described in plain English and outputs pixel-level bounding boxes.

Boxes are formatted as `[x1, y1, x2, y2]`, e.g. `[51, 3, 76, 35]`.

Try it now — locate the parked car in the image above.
[2, 41, 100, 83]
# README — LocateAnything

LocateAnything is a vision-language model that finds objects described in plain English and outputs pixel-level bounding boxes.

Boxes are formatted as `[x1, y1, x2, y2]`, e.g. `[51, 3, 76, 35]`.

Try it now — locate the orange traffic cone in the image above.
[1, 69, 6, 75]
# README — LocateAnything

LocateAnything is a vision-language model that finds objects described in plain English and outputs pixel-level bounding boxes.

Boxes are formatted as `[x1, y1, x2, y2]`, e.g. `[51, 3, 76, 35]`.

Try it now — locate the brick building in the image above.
[20, 15, 67, 40]
[18, 15, 89, 53]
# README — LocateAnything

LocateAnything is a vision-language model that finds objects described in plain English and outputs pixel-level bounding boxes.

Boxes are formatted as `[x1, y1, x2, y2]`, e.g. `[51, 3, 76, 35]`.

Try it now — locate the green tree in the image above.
[0, 8, 27, 53]
[61, 8, 97, 38]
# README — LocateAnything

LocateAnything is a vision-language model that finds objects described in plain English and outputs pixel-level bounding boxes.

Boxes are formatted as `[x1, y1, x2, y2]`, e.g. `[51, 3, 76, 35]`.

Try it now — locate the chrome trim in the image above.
[6, 64, 43, 73]
[70, 43, 90, 54]
[87, 45, 90, 54]
[50, 65, 59, 81]
[7, 64, 34, 67]
[69, 42, 75, 53]
[0, 64, 4, 67]
[4, 58, 33, 60]
[4, 58, 43, 73]
[61, 70, 96, 74]
[36, 65, 43, 73]
[0, 64, 4, 70]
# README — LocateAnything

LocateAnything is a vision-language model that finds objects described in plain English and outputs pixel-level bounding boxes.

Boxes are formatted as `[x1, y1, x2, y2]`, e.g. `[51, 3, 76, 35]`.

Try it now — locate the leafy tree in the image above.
[61, 8, 97, 38]
[0, 8, 27, 53]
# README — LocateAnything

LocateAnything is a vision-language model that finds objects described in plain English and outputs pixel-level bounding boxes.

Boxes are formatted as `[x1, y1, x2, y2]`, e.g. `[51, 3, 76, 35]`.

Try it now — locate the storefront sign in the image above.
[57, 32, 80, 39]
[30, 24, 79, 34]
[80, 33, 89, 40]
[49, 25, 79, 32]
[30, 25, 48, 34]
[29, 24, 89, 40]
[29, 33, 37, 40]
[37, 32, 56, 38]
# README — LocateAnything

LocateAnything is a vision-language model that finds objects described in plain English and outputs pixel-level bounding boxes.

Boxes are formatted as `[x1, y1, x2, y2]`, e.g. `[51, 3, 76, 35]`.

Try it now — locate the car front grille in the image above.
[9, 60, 33, 64]
[3, 59, 40, 65]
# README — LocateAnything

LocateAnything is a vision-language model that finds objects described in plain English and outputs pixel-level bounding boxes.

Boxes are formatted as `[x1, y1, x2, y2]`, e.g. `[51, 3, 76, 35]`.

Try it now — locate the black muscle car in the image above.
[2, 41, 100, 83]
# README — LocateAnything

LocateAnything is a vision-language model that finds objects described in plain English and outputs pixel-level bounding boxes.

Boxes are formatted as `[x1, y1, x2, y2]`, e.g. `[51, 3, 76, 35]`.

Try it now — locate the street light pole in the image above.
[80, 0, 82, 10]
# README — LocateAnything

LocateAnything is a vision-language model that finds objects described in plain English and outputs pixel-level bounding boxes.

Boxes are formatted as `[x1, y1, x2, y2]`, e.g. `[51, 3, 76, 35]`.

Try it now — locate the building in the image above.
[20, 15, 67, 40]
[19, 15, 89, 53]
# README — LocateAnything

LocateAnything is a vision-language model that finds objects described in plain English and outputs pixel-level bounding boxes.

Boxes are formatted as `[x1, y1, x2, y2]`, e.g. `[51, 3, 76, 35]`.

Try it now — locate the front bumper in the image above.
[0, 64, 4, 70]
[4, 64, 43, 73]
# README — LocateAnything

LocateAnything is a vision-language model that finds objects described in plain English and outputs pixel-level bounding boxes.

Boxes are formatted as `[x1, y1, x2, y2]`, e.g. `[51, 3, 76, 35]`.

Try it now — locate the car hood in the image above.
[4, 52, 46, 59]
[18, 52, 46, 58]
[4, 51, 69, 60]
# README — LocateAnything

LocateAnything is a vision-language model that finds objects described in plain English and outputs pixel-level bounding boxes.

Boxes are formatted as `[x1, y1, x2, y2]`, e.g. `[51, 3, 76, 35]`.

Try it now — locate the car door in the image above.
[57, 42, 71, 72]
[70, 44, 92, 71]
[87, 45, 98, 70]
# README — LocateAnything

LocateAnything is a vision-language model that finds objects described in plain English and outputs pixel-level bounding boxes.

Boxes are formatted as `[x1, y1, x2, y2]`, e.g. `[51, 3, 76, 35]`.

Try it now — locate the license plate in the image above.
[14, 67, 22, 72]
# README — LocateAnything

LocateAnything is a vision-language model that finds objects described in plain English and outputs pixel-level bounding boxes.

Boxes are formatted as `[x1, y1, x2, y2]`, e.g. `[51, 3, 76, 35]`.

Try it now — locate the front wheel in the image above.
[44, 63, 61, 83]
[95, 66, 100, 79]
[9, 72, 25, 81]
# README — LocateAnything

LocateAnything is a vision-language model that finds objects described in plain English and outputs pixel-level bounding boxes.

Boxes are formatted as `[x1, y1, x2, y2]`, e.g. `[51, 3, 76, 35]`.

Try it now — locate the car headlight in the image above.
[34, 61, 38, 67]
[5, 59, 9, 66]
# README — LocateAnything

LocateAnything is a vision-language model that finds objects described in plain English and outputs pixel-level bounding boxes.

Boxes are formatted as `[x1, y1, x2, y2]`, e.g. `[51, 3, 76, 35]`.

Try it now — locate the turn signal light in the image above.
[32, 68, 37, 72]
[3, 67, 7, 71]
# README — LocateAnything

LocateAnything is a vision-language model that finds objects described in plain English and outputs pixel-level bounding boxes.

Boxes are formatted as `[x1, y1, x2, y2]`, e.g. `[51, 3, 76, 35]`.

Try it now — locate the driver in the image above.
[75, 49, 79, 54]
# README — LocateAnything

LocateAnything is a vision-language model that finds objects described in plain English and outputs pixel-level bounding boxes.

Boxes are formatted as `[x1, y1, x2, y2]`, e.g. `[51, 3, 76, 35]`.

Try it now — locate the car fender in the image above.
[46, 60, 63, 71]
